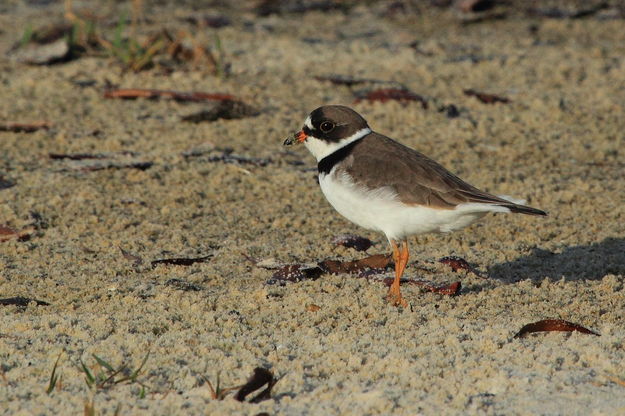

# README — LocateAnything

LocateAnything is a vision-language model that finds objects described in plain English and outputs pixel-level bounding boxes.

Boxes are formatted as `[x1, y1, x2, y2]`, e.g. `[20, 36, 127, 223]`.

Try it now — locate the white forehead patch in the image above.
[304, 115, 313, 130]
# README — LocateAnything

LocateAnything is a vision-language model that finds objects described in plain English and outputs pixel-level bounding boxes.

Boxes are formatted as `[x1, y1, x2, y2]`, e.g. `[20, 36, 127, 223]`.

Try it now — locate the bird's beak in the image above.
[283, 130, 307, 146]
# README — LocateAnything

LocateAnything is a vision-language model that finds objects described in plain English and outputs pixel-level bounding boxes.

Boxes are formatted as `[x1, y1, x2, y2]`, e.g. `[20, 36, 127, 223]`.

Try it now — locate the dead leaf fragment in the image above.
[306, 304, 321, 312]
[0, 225, 34, 242]
[384, 278, 461, 296]
[151, 255, 213, 267]
[457, 0, 495, 13]
[0, 175, 15, 190]
[464, 89, 510, 104]
[514, 319, 600, 338]
[331, 234, 373, 251]
[319, 254, 392, 275]
[181, 100, 260, 123]
[269, 264, 324, 284]
[120, 247, 143, 266]
[0, 121, 51, 132]
[103, 88, 237, 103]
[0, 297, 50, 307]
[354, 88, 428, 108]
[439, 256, 484, 277]
[234, 367, 277, 403]
[165, 278, 203, 291]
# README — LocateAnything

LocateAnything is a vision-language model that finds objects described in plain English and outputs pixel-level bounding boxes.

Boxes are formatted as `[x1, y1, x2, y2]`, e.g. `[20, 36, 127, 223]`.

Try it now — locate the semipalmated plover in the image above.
[284, 105, 546, 307]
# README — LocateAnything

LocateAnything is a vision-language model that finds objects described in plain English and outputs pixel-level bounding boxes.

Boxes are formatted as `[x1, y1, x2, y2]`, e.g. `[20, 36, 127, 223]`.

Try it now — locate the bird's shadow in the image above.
[488, 237, 625, 283]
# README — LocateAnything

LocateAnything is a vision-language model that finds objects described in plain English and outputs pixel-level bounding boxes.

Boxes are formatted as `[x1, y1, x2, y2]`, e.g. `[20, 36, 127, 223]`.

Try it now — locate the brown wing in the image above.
[344, 133, 545, 215]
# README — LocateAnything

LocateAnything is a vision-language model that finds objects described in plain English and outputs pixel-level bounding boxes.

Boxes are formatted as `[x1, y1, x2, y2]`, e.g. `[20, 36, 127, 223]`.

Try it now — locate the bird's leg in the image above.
[388, 239, 408, 307]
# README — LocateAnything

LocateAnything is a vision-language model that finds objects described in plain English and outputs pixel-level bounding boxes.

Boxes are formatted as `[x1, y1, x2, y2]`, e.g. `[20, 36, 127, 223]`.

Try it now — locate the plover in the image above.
[284, 105, 546, 307]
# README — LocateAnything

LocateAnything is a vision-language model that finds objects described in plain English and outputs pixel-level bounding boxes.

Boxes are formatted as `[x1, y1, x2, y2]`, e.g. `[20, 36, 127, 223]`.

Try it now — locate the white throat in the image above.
[303, 127, 372, 161]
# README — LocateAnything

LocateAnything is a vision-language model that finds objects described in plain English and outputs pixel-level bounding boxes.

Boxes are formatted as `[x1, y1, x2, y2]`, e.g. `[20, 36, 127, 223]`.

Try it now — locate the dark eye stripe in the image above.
[303, 126, 313, 135]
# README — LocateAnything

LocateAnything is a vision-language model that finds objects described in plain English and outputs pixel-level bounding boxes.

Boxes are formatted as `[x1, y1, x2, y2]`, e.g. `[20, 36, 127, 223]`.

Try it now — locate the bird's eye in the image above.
[320, 121, 335, 133]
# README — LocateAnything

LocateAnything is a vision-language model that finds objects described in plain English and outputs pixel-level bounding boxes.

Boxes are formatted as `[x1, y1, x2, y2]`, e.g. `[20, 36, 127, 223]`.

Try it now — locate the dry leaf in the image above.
[514, 319, 600, 338]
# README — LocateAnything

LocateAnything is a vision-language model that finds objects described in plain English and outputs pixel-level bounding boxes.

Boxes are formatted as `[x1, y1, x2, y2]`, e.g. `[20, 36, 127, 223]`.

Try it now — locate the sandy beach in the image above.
[1, 1, 624, 414]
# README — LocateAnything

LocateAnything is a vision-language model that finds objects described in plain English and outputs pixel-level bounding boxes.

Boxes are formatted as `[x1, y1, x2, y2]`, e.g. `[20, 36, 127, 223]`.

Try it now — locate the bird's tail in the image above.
[497, 195, 547, 216]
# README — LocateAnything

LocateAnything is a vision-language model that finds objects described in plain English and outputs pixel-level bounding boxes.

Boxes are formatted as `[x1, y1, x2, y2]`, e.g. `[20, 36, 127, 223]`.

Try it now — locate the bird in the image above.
[284, 105, 546, 307]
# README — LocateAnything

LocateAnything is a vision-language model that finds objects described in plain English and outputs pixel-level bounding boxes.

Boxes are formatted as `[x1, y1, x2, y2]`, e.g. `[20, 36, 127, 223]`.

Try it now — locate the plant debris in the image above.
[457, 0, 495, 13]
[164, 278, 203, 292]
[0, 175, 15, 190]
[464, 89, 510, 104]
[103, 88, 237, 103]
[319, 254, 392, 275]
[151, 254, 213, 267]
[49, 153, 110, 160]
[514, 319, 600, 338]
[354, 88, 428, 108]
[256, 0, 350, 16]
[250, 253, 463, 294]
[0, 297, 50, 307]
[314, 74, 404, 88]
[306, 304, 321, 312]
[76, 161, 154, 172]
[184, 148, 272, 167]
[331, 234, 373, 251]
[383, 278, 461, 296]
[181, 14, 232, 28]
[526, 4, 609, 19]
[439, 256, 485, 277]
[0, 225, 35, 242]
[234, 367, 277, 404]
[261, 254, 392, 285]
[269, 264, 325, 284]
[0, 121, 52, 133]
[120, 247, 144, 266]
[181, 100, 260, 123]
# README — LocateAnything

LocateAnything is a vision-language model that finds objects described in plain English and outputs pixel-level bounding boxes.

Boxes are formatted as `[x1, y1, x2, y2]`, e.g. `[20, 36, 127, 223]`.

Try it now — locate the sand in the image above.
[1, 1, 624, 415]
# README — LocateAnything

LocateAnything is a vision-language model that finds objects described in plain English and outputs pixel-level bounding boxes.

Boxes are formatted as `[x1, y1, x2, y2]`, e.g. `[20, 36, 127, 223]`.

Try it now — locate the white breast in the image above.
[319, 169, 511, 242]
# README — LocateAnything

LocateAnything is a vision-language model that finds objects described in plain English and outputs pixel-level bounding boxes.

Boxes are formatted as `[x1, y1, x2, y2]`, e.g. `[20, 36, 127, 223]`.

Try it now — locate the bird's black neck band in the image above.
[317, 139, 361, 175]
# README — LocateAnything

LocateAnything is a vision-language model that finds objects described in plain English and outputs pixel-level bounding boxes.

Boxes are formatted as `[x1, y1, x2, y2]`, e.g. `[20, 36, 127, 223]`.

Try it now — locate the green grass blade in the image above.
[93, 354, 115, 372]
[45, 353, 62, 395]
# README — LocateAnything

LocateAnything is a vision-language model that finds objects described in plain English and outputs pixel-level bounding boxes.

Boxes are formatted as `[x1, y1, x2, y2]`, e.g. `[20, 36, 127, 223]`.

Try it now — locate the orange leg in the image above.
[388, 240, 409, 307]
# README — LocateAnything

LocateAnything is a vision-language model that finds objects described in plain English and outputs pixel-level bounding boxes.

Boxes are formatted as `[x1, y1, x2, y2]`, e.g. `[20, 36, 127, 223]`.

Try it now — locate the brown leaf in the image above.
[181, 100, 260, 123]
[384, 278, 461, 296]
[120, 247, 143, 266]
[0, 297, 50, 307]
[526, 4, 609, 19]
[439, 256, 484, 277]
[49, 153, 109, 160]
[76, 161, 154, 172]
[463, 89, 510, 104]
[306, 304, 321, 312]
[457, 0, 495, 13]
[269, 265, 324, 284]
[331, 234, 373, 251]
[0, 225, 34, 242]
[319, 254, 392, 275]
[354, 88, 428, 108]
[0, 175, 15, 190]
[165, 278, 203, 292]
[103, 88, 237, 103]
[514, 319, 600, 338]
[151, 255, 213, 267]
[0, 121, 52, 133]
[184, 148, 271, 166]
[181, 15, 231, 28]
[234, 367, 276, 403]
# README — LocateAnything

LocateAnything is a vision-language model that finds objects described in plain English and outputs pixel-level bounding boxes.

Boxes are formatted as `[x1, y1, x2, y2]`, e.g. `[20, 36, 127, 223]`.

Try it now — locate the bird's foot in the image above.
[387, 285, 407, 308]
